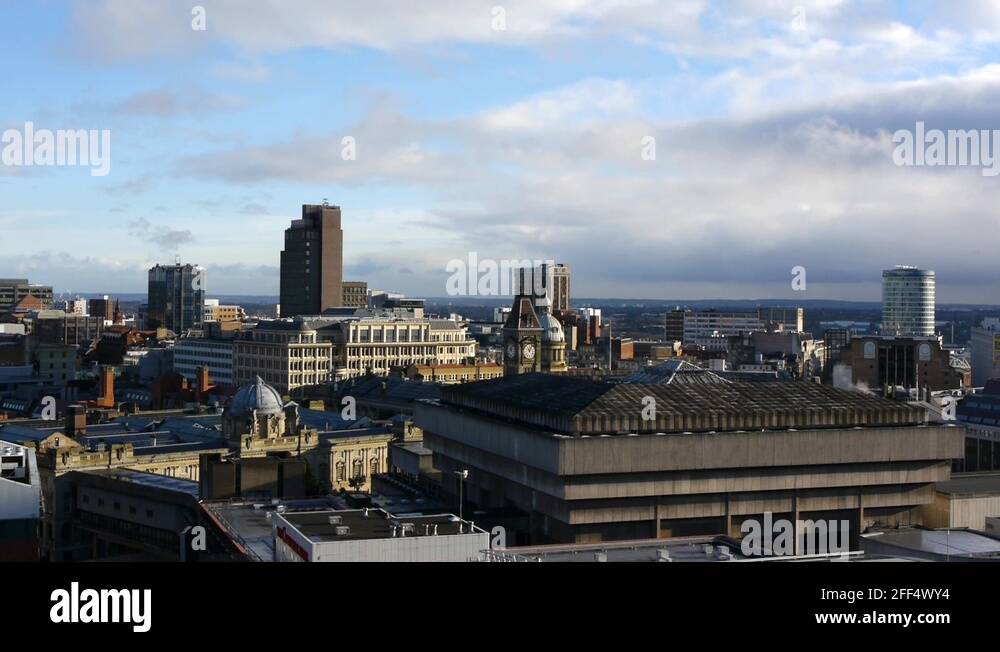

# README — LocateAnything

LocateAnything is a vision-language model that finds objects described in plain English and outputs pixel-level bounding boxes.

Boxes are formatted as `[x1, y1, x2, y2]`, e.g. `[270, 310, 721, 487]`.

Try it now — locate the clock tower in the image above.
[503, 296, 543, 376]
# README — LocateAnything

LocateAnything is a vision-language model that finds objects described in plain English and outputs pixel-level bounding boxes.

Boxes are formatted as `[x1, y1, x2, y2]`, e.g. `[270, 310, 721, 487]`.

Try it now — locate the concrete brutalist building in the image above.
[415, 374, 964, 545]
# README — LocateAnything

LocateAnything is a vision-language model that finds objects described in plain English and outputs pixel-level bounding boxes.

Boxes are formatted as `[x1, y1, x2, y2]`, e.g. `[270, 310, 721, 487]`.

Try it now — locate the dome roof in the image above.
[539, 312, 565, 343]
[229, 376, 285, 416]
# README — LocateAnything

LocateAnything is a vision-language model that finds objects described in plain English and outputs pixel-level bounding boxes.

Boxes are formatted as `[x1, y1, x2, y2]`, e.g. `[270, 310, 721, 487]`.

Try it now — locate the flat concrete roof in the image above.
[863, 528, 1000, 559]
[936, 472, 1000, 496]
[204, 497, 341, 562]
[82, 468, 199, 497]
[279, 509, 483, 543]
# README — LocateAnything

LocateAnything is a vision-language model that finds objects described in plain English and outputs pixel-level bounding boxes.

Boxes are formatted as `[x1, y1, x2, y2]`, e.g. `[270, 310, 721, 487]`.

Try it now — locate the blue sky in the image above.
[3, 1, 1000, 302]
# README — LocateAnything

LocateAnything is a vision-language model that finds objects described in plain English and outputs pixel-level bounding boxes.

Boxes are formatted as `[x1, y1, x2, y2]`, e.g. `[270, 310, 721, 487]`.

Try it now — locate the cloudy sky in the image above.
[2, 1, 1000, 302]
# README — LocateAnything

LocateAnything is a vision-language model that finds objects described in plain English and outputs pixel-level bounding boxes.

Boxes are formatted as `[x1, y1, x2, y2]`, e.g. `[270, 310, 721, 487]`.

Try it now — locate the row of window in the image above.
[82, 493, 155, 519]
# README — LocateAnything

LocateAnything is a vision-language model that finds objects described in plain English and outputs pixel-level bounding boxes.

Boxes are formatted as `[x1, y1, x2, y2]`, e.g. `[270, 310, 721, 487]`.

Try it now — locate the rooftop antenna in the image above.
[175, 254, 181, 265]
[322, 197, 329, 206]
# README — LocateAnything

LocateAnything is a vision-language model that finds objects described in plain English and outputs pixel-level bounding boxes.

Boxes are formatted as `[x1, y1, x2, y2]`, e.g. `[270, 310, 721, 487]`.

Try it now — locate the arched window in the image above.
[335, 461, 346, 482]
[370, 457, 379, 475]
[352, 458, 364, 480]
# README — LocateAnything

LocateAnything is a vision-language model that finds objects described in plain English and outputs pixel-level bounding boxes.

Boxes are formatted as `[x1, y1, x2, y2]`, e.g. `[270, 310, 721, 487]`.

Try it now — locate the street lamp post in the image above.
[455, 469, 469, 521]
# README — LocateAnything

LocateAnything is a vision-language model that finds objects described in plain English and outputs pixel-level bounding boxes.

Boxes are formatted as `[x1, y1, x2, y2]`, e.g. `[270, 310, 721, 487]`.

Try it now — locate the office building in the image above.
[369, 292, 425, 316]
[322, 314, 477, 380]
[970, 318, 1000, 386]
[882, 266, 935, 336]
[173, 335, 235, 386]
[665, 307, 804, 347]
[341, 281, 368, 308]
[28, 313, 106, 346]
[232, 311, 479, 389]
[757, 307, 804, 332]
[232, 320, 334, 395]
[956, 379, 1000, 472]
[0, 278, 52, 314]
[62, 298, 87, 316]
[203, 299, 245, 323]
[551, 263, 571, 313]
[88, 296, 114, 322]
[33, 343, 76, 387]
[415, 374, 962, 545]
[147, 263, 206, 332]
[280, 203, 343, 317]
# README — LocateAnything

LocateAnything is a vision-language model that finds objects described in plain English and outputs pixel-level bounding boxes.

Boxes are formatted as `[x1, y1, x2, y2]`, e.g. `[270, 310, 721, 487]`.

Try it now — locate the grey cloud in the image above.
[128, 217, 195, 250]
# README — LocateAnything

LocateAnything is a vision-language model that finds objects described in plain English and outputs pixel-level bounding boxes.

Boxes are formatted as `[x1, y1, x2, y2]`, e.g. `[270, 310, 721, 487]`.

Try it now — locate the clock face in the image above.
[506, 343, 517, 359]
[522, 343, 536, 360]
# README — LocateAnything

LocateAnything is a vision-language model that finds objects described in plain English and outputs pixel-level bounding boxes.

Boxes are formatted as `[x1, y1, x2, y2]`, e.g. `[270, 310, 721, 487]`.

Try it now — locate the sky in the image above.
[2, 0, 1000, 303]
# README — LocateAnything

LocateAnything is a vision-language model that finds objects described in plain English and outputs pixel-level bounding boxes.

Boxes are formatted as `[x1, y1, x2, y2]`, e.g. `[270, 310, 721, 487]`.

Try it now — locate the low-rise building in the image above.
[834, 335, 968, 393]
[271, 508, 488, 562]
[341, 281, 368, 308]
[921, 472, 1000, 531]
[0, 440, 41, 560]
[402, 362, 503, 384]
[203, 300, 246, 324]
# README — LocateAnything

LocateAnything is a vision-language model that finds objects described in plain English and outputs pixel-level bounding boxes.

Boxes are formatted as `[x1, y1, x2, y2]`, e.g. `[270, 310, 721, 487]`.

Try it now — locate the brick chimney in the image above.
[95, 365, 115, 408]
[195, 365, 210, 403]
[65, 404, 87, 437]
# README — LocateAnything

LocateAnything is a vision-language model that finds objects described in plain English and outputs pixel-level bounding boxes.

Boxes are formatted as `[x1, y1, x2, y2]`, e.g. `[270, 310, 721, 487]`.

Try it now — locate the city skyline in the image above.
[3, 2, 1000, 302]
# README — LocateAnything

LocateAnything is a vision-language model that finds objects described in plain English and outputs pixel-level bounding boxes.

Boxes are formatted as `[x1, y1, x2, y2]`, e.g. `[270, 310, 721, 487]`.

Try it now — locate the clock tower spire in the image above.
[502, 267, 544, 376]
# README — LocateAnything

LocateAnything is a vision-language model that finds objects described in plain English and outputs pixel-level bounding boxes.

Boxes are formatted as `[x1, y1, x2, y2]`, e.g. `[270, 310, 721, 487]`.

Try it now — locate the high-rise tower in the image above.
[280, 203, 344, 317]
[881, 266, 935, 337]
[550, 263, 571, 314]
[147, 263, 205, 332]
